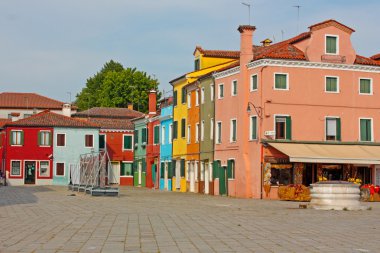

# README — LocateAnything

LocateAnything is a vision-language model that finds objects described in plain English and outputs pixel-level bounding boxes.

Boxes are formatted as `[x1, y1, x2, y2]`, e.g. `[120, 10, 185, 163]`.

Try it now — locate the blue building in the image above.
[159, 98, 173, 191]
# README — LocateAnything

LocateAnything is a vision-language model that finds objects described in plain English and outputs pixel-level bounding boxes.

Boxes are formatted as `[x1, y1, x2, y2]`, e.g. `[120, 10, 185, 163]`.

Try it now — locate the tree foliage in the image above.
[75, 60, 161, 113]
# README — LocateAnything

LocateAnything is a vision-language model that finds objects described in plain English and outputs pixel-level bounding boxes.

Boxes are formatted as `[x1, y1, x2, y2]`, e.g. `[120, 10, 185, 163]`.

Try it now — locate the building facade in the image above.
[159, 99, 173, 191]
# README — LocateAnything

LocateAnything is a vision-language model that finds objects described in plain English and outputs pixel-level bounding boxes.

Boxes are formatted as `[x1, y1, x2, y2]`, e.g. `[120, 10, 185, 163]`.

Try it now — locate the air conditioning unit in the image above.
[264, 130, 275, 136]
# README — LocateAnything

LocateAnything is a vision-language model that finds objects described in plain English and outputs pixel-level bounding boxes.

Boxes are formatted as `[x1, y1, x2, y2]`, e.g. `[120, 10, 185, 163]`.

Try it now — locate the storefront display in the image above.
[361, 184, 380, 202]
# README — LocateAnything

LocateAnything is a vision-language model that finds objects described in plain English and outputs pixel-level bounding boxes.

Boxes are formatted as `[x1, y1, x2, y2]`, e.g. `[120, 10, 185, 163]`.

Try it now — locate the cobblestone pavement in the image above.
[0, 186, 379, 253]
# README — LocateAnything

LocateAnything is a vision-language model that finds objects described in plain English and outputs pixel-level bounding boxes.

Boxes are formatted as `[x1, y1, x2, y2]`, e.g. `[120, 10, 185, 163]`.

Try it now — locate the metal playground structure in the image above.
[68, 151, 119, 196]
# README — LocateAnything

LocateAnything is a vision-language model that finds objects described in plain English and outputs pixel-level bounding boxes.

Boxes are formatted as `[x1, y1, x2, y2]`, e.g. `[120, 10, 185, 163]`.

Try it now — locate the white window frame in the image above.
[169, 124, 173, 144]
[153, 125, 160, 146]
[325, 116, 339, 141]
[274, 114, 290, 140]
[325, 76, 339, 93]
[39, 160, 50, 177]
[84, 134, 94, 148]
[187, 125, 191, 144]
[211, 84, 215, 101]
[195, 89, 199, 106]
[230, 119, 237, 143]
[210, 118, 214, 140]
[39, 131, 51, 147]
[10, 130, 23, 146]
[249, 115, 258, 140]
[201, 120, 204, 141]
[10, 160, 22, 176]
[122, 134, 134, 151]
[359, 78, 373, 95]
[55, 162, 65, 177]
[161, 126, 166, 145]
[231, 80, 238, 96]
[187, 92, 191, 108]
[359, 117, 374, 142]
[56, 133, 66, 147]
[216, 121, 222, 144]
[218, 83, 224, 99]
[195, 123, 200, 143]
[325, 34, 339, 55]
[274, 73, 289, 90]
[250, 74, 258, 92]
[201, 87, 205, 104]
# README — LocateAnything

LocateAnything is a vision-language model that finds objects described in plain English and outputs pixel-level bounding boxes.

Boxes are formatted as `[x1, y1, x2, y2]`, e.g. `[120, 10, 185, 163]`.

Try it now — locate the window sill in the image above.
[359, 93, 373, 96]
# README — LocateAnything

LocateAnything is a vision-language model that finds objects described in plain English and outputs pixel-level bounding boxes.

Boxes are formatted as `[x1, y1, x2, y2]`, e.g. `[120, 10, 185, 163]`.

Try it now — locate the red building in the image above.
[72, 107, 144, 186]
[2, 124, 54, 186]
[146, 91, 160, 188]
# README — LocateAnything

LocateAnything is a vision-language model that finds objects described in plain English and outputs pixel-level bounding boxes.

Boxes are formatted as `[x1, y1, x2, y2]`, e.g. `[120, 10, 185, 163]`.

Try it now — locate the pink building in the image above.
[214, 20, 380, 199]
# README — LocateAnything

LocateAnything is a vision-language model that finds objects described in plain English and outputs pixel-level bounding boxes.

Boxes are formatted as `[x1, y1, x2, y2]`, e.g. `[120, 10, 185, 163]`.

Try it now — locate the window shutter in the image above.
[212, 160, 219, 179]
[142, 159, 146, 172]
[21, 131, 24, 145]
[172, 160, 176, 177]
[367, 120, 372, 141]
[154, 126, 159, 144]
[336, 118, 341, 141]
[227, 160, 232, 179]
[360, 119, 367, 141]
[142, 128, 147, 143]
[168, 162, 173, 178]
[251, 117, 257, 139]
[160, 162, 165, 179]
[173, 90, 177, 106]
[124, 136, 132, 149]
[326, 36, 337, 54]
[180, 159, 185, 177]
[285, 116, 292, 140]
[181, 87, 186, 103]
[134, 130, 138, 144]
[252, 75, 258, 90]
[38, 132, 42, 146]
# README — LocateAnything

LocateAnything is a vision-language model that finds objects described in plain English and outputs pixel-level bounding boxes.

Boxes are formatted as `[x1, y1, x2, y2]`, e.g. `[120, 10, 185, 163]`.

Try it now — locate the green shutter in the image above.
[251, 117, 257, 140]
[336, 118, 341, 141]
[142, 159, 146, 172]
[20, 131, 24, 145]
[227, 160, 233, 179]
[181, 119, 186, 138]
[134, 130, 138, 144]
[172, 160, 176, 177]
[326, 36, 337, 54]
[181, 87, 186, 104]
[275, 74, 287, 89]
[360, 79, 371, 94]
[154, 126, 159, 144]
[252, 75, 257, 90]
[173, 90, 177, 106]
[142, 128, 147, 143]
[326, 77, 337, 92]
[38, 132, 42, 146]
[212, 160, 219, 179]
[124, 135, 132, 149]
[49, 132, 52, 146]
[180, 159, 185, 177]
[168, 162, 173, 178]
[367, 120, 372, 141]
[286, 116, 292, 140]
[173, 121, 177, 139]
[160, 162, 165, 179]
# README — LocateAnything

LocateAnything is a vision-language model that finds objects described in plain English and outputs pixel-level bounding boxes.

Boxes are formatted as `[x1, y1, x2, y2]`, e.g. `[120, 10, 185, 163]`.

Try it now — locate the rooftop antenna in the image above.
[293, 5, 302, 34]
[272, 35, 276, 43]
[242, 2, 251, 25]
[281, 30, 284, 41]
[67, 92, 72, 104]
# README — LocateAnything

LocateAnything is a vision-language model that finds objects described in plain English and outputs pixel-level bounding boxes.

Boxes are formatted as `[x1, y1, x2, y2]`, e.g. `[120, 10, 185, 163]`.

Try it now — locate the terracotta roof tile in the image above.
[83, 118, 134, 130]
[5, 111, 99, 128]
[370, 54, 380, 61]
[0, 118, 11, 128]
[0, 92, 74, 110]
[355, 55, 380, 66]
[194, 46, 240, 59]
[73, 107, 144, 119]
[309, 19, 355, 33]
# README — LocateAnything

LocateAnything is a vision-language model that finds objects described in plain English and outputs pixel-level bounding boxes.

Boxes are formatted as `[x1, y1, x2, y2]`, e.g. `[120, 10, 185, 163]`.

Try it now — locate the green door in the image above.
[152, 164, 156, 187]
[219, 165, 227, 196]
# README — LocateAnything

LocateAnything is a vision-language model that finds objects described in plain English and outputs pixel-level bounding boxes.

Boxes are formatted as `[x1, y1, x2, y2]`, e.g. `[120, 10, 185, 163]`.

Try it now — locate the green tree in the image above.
[75, 60, 160, 112]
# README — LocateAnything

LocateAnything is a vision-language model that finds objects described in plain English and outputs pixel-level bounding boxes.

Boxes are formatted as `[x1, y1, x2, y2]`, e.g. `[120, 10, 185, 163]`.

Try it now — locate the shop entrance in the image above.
[24, 161, 36, 184]
[322, 165, 343, 181]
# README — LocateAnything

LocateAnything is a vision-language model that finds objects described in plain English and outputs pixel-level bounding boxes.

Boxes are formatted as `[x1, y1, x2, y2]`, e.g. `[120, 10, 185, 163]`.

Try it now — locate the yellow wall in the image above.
[194, 50, 236, 70]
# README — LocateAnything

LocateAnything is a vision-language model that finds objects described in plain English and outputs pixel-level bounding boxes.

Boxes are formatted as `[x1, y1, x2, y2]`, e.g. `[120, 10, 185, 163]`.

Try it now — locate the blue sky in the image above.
[0, 0, 379, 103]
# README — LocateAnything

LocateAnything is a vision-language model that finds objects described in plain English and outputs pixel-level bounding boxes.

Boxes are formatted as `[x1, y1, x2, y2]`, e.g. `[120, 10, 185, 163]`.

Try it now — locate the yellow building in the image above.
[170, 47, 238, 192]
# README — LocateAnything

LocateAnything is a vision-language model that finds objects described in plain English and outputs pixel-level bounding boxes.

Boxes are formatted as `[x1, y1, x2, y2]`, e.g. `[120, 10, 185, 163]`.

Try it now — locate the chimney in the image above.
[10, 112, 20, 122]
[62, 103, 71, 117]
[127, 103, 133, 110]
[148, 90, 157, 116]
[238, 25, 256, 66]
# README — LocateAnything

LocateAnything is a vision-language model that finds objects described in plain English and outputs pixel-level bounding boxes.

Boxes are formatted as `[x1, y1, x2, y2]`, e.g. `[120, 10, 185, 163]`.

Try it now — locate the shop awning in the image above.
[268, 142, 380, 165]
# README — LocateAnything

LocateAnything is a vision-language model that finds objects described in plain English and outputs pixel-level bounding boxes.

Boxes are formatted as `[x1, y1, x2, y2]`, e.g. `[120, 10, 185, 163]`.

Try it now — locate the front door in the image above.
[24, 161, 36, 184]
[219, 166, 227, 196]
[204, 162, 209, 194]
[152, 163, 156, 188]
[109, 162, 120, 184]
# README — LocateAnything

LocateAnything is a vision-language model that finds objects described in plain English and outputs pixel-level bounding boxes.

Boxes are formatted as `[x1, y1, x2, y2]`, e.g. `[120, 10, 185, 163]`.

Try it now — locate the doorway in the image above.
[109, 162, 120, 184]
[24, 161, 36, 184]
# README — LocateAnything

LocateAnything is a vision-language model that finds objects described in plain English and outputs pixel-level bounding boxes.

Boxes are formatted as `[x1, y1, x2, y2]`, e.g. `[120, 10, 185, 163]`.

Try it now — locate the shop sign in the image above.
[264, 156, 289, 164]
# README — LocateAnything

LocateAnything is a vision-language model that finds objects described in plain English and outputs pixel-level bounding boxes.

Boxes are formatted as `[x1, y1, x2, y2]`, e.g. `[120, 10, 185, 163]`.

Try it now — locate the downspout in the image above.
[259, 65, 268, 199]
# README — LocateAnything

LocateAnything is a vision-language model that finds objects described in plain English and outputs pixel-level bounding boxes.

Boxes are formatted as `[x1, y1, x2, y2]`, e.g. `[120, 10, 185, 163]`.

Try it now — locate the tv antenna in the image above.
[293, 5, 302, 33]
[242, 2, 251, 25]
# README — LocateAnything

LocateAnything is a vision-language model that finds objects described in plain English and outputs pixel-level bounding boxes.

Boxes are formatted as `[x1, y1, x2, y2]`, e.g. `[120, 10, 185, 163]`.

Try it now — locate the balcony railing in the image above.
[321, 54, 346, 63]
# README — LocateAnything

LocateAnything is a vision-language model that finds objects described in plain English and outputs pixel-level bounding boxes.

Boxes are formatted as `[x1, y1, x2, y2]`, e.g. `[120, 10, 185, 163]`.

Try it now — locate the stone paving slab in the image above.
[0, 185, 379, 252]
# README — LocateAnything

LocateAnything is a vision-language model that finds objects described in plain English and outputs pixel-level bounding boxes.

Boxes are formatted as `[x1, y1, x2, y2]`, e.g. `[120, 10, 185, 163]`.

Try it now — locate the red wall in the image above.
[146, 119, 160, 188]
[5, 127, 53, 180]
[102, 130, 134, 161]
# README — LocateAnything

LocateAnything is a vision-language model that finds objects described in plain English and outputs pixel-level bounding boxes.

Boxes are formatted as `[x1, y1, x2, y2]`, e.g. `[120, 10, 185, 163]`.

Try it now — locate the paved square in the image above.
[0, 186, 378, 253]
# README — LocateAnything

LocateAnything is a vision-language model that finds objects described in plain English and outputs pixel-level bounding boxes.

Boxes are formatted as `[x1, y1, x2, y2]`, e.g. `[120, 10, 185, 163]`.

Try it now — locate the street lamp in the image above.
[246, 101, 263, 118]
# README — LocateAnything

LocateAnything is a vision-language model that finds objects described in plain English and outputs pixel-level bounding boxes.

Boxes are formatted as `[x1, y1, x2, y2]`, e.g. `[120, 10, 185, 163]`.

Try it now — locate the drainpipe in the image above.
[259, 65, 268, 199]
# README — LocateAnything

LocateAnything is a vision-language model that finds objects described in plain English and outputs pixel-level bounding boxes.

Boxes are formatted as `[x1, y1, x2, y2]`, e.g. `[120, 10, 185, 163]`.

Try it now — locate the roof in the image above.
[355, 55, 380, 66]
[0, 92, 74, 110]
[0, 118, 11, 128]
[5, 111, 99, 128]
[308, 19, 355, 33]
[73, 107, 144, 119]
[84, 118, 134, 130]
[194, 46, 240, 59]
[268, 142, 380, 165]
[370, 54, 380, 61]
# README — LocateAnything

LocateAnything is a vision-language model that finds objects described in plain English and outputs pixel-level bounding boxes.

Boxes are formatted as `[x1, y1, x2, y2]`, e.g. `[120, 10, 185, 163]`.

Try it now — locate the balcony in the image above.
[321, 54, 346, 63]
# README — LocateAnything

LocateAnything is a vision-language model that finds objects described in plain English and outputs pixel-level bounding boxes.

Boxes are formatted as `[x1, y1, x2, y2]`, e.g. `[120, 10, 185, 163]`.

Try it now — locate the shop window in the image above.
[56, 163, 65, 176]
[326, 118, 341, 141]
[270, 167, 293, 185]
[85, 135, 93, 147]
[39, 131, 51, 146]
[57, 133, 66, 147]
[10, 130, 23, 146]
[356, 167, 372, 185]
[39, 161, 50, 177]
[11, 161, 21, 176]
[275, 116, 291, 140]
[121, 163, 133, 176]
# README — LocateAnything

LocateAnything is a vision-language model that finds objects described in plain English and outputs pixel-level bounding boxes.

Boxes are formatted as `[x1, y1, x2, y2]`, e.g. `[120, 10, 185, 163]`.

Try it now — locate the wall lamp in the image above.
[247, 102, 263, 119]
